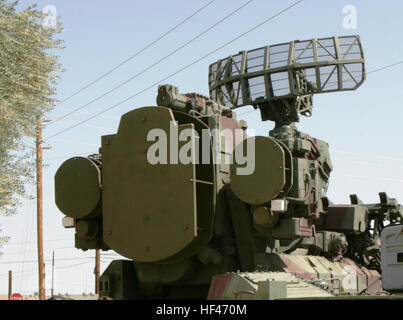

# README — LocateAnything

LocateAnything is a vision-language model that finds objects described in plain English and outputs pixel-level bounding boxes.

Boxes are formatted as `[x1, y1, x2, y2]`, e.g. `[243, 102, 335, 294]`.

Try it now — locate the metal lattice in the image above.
[208, 35, 366, 109]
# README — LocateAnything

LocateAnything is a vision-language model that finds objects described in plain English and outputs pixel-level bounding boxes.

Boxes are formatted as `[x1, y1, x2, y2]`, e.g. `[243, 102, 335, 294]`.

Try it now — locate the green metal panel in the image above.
[326, 205, 368, 232]
[54, 157, 101, 219]
[102, 106, 197, 262]
[230, 136, 286, 205]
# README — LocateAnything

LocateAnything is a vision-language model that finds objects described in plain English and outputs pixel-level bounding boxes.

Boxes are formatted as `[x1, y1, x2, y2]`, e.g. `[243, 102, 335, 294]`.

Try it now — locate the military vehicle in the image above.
[54, 35, 403, 299]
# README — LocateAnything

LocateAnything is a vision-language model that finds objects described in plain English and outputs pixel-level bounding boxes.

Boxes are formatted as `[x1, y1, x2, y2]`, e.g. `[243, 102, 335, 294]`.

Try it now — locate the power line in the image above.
[54, 0, 217, 106]
[0, 261, 93, 279]
[17, 180, 35, 291]
[43, 153, 89, 161]
[3, 246, 74, 256]
[237, 108, 257, 116]
[367, 60, 403, 74]
[236, 60, 403, 117]
[0, 270, 38, 280]
[332, 150, 403, 163]
[55, 107, 119, 121]
[0, 256, 94, 264]
[56, 121, 115, 131]
[37, 149, 403, 168]
[44, 0, 304, 141]
[47, 0, 254, 126]
[336, 174, 403, 184]
[55, 261, 92, 270]
[50, 138, 98, 148]
[0, 264, 95, 285]
[56, 281, 91, 286]
[0, 268, 37, 279]
[4, 238, 72, 246]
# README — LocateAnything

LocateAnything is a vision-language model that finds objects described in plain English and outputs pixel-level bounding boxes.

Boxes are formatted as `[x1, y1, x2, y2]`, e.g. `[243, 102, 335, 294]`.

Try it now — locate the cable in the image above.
[0, 256, 95, 264]
[367, 60, 403, 74]
[55, 107, 119, 120]
[50, 138, 98, 148]
[55, 0, 217, 106]
[237, 107, 257, 116]
[47, 0, 254, 126]
[16, 180, 33, 291]
[56, 121, 114, 131]
[44, 0, 304, 141]
[336, 173, 403, 184]
[4, 238, 72, 246]
[55, 261, 92, 270]
[333, 150, 403, 163]
[20, 181, 36, 292]
[0, 261, 92, 280]
[0, 269, 37, 279]
[55, 281, 90, 287]
[3, 246, 74, 256]
[43, 153, 89, 161]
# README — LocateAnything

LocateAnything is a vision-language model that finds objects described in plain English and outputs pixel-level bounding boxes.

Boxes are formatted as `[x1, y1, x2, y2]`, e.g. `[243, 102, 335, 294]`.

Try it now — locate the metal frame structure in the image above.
[208, 35, 365, 118]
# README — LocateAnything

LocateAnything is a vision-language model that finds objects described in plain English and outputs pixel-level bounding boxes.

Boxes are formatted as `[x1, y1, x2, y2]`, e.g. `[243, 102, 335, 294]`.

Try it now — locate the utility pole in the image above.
[36, 117, 45, 300]
[95, 249, 100, 294]
[51, 251, 55, 297]
[8, 270, 12, 299]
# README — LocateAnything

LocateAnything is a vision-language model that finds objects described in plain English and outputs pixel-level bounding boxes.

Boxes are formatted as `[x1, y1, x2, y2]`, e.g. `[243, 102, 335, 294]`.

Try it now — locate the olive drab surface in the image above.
[54, 36, 403, 299]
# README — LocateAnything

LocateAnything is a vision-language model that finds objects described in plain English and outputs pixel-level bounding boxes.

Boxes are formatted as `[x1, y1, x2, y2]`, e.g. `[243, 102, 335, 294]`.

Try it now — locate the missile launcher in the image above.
[55, 35, 403, 299]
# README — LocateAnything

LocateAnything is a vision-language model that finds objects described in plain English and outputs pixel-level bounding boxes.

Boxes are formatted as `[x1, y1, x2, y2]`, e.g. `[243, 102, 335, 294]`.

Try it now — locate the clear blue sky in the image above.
[0, 0, 402, 295]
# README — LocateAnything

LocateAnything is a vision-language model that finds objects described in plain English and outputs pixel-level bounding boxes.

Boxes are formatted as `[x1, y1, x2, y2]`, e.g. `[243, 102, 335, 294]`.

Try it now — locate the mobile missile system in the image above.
[54, 35, 403, 299]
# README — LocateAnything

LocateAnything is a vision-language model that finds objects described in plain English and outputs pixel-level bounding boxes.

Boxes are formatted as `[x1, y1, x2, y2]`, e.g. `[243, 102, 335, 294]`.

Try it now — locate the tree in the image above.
[0, 1, 63, 243]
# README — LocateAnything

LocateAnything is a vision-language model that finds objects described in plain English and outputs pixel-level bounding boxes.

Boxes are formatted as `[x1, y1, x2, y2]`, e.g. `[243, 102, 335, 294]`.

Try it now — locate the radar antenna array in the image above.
[208, 35, 365, 123]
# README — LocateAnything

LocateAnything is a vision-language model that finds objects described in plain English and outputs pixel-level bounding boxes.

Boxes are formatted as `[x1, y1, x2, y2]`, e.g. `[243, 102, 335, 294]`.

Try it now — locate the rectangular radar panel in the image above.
[208, 35, 366, 109]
